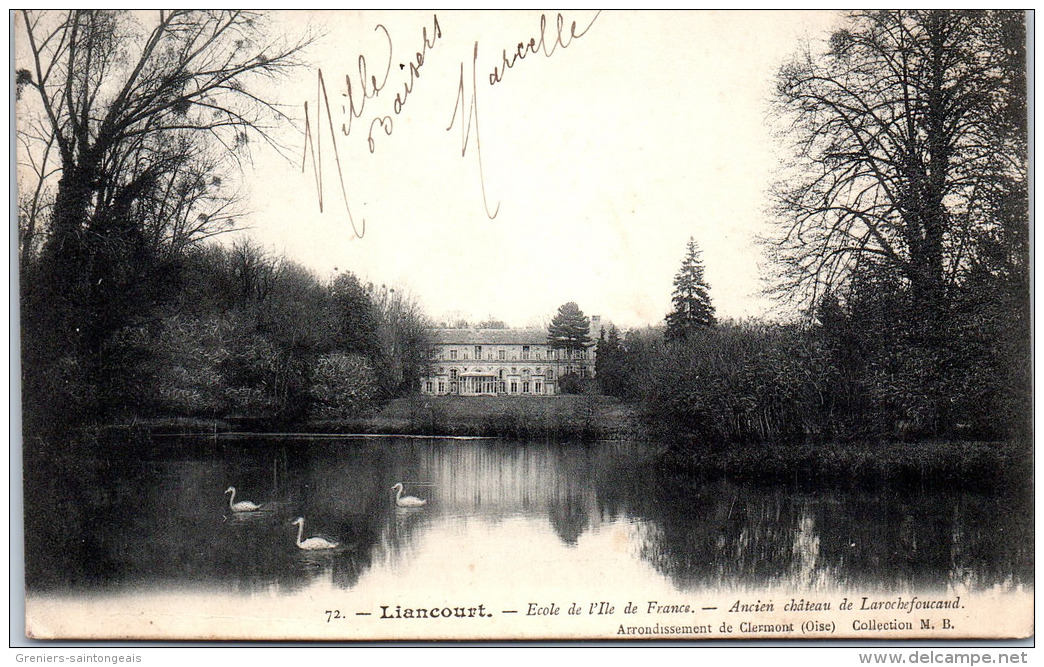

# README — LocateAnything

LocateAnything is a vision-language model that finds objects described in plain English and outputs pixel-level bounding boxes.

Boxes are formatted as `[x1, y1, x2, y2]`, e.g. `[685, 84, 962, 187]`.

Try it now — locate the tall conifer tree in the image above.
[665, 237, 715, 341]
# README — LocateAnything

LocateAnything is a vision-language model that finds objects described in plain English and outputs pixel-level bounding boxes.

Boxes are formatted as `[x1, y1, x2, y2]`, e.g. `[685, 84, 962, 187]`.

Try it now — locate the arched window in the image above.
[546, 369, 554, 380]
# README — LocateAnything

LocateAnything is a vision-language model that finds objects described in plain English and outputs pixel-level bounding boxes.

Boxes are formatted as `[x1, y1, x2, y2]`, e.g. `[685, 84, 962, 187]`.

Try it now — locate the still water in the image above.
[25, 436, 1031, 599]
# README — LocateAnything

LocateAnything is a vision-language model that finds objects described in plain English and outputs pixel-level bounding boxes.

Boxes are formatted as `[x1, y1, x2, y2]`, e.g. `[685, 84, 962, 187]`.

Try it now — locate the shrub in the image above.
[308, 353, 376, 420]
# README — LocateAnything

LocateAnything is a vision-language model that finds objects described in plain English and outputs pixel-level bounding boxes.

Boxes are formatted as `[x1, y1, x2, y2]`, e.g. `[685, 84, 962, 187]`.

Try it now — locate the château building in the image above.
[420, 317, 601, 396]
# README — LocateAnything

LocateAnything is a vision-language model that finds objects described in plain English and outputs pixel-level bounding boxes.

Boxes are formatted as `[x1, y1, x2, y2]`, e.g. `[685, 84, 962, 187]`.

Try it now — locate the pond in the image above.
[22, 437, 1032, 640]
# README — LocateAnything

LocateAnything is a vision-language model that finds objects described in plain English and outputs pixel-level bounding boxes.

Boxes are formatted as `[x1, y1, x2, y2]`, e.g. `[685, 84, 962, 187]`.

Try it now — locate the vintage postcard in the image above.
[15, 10, 1031, 641]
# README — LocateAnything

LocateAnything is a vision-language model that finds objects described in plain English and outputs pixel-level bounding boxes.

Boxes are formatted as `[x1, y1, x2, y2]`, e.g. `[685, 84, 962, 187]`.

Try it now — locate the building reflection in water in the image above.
[23, 437, 1032, 598]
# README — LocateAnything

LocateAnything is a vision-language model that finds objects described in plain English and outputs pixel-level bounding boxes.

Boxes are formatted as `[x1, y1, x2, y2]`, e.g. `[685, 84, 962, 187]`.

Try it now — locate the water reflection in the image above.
[23, 437, 1031, 598]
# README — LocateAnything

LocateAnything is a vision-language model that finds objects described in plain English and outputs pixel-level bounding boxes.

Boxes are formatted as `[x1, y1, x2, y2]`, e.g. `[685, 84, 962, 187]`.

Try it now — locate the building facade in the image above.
[420, 320, 600, 396]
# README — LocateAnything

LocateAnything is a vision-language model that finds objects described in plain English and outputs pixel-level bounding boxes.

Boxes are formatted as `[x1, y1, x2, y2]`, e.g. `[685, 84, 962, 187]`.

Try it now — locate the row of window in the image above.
[423, 380, 546, 394]
[438, 368, 554, 380]
[432, 346, 589, 361]
[429, 366, 590, 380]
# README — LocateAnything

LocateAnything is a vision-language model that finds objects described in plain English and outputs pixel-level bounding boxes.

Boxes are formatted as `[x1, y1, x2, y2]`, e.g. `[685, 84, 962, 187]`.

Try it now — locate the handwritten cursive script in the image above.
[369, 15, 442, 153]
[489, 11, 600, 86]
[446, 11, 600, 220]
[302, 15, 442, 238]
[445, 42, 499, 219]
[302, 12, 599, 233]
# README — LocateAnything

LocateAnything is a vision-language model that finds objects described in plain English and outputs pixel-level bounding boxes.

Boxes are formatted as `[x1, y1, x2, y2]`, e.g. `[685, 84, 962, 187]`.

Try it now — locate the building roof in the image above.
[432, 328, 550, 345]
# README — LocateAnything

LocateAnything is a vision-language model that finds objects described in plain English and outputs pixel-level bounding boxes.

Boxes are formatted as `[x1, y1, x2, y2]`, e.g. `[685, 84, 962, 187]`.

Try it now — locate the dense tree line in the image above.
[598, 313, 1027, 446]
[24, 237, 433, 438]
[597, 11, 1028, 448]
[16, 12, 432, 447]
[16, 11, 317, 446]
[768, 10, 1028, 442]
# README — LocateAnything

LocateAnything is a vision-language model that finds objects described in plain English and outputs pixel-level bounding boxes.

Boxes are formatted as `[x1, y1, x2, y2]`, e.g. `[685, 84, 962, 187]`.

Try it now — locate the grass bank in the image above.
[49, 396, 642, 445]
[308, 394, 644, 441]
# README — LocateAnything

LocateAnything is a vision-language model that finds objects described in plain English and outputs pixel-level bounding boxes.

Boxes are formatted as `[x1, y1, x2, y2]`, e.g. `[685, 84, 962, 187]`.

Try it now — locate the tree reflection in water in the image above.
[601, 472, 1031, 593]
[23, 436, 1032, 597]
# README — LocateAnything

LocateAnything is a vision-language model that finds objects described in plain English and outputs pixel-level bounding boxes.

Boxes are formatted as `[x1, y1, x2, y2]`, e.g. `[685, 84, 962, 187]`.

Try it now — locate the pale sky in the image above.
[238, 10, 844, 328]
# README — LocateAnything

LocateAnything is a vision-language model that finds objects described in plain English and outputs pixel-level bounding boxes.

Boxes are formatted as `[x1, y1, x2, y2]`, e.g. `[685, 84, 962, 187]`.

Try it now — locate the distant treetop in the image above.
[547, 302, 592, 350]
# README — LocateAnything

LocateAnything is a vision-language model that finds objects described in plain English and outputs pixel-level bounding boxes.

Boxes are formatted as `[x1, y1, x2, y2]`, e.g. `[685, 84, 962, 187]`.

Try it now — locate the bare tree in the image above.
[15, 115, 59, 264]
[16, 10, 310, 271]
[771, 10, 1026, 317]
[368, 284, 434, 397]
[16, 10, 313, 429]
[17, 11, 312, 343]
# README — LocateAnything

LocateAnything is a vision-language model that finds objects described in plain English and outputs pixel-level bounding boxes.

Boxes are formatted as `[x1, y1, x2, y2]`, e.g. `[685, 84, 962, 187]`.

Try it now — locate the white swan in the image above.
[391, 482, 427, 507]
[225, 486, 261, 512]
[291, 517, 339, 550]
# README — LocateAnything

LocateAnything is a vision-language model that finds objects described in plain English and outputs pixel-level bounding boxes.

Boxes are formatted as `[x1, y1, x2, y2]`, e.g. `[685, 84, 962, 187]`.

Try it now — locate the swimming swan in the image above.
[225, 486, 261, 512]
[291, 517, 339, 550]
[391, 482, 427, 507]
